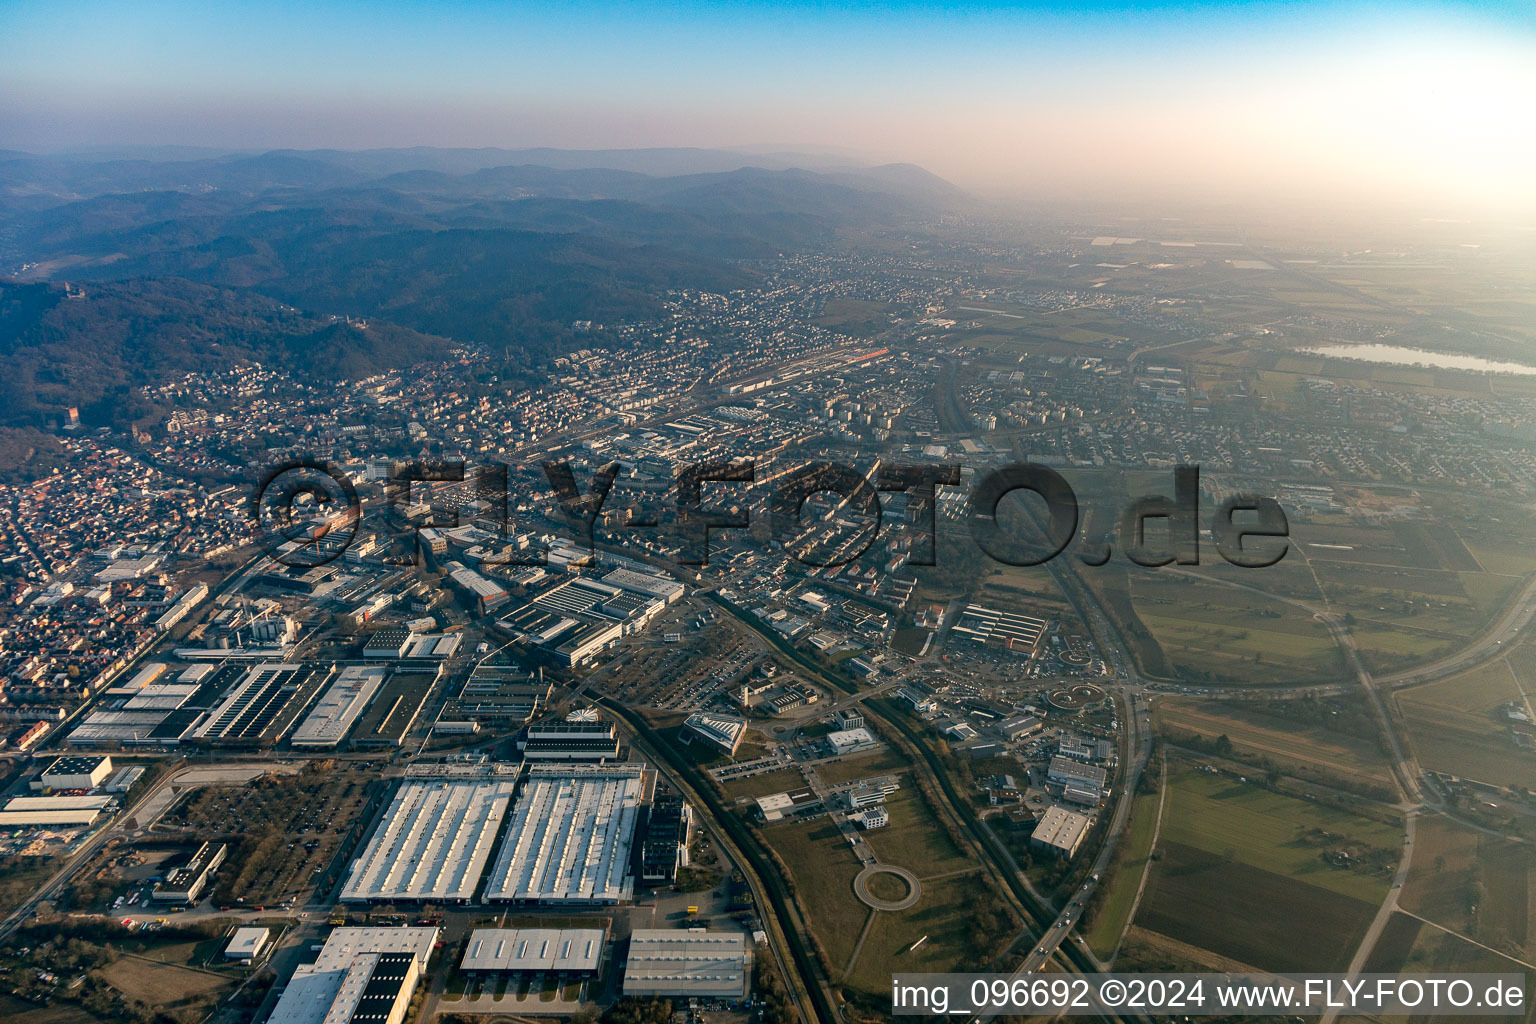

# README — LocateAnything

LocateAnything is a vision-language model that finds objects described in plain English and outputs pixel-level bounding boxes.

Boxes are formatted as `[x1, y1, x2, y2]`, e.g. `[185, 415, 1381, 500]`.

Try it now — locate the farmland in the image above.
[1133, 765, 1401, 971]
[1154, 697, 1395, 790]
[1396, 658, 1536, 790]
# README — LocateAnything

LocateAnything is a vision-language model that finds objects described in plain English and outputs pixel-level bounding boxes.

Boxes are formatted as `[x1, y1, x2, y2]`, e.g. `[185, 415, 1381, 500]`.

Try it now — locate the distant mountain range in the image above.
[0, 146, 966, 431]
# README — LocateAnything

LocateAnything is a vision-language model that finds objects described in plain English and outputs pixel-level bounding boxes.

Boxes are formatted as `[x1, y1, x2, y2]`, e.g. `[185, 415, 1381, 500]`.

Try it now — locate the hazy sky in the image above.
[3, 0, 1534, 212]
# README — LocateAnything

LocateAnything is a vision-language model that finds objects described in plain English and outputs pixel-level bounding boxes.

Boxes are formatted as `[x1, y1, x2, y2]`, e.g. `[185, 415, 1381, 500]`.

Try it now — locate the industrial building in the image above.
[341, 766, 518, 903]
[754, 787, 822, 822]
[1000, 715, 1043, 741]
[600, 567, 684, 604]
[459, 927, 604, 977]
[447, 665, 550, 724]
[266, 926, 437, 1024]
[36, 754, 113, 791]
[447, 562, 510, 615]
[484, 763, 645, 905]
[682, 712, 745, 756]
[824, 727, 878, 756]
[289, 665, 388, 748]
[1047, 756, 1108, 805]
[640, 787, 691, 885]
[152, 842, 227, 903]
[1030, 806, 1093, 859]
[518, 718, 621, 761]
[188, 662, 332, 745]
[224, 927, 271, 960]
[364, 628, 415, 659]
[0, 792, 114, 828]
[622, 929, 752, 999]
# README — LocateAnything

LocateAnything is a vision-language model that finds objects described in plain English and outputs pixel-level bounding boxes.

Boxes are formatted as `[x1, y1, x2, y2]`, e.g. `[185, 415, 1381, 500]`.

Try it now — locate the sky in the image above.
[2, 0, 1534, 213]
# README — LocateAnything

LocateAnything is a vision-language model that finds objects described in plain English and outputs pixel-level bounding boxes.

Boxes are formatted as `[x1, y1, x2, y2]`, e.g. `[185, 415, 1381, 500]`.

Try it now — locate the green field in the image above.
[1400, 814, 1536, 960]
[846, 874, 997, 992]
[1135, 766, 1401, 971]
[861, 781, 975, 878]
[720, 767, 804, 800]
[762, 816, 871, 969]
[1085, 789, 1162, 959]
[1397, 659, 1536, 790]
[1154, 698, 1396, 789]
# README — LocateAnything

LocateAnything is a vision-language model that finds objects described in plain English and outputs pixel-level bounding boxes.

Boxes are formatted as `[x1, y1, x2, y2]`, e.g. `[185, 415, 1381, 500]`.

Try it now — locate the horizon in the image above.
[3, 1, 1534, 215]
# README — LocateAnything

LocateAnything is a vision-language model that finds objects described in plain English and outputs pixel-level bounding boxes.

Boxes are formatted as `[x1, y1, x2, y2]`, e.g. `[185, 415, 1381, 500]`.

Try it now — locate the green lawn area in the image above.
[846, 875, 991, 994]
[1156, 766, 1399, 902]
[861, 780, 973, 878]
[762, 816, 869, 969]
[1085, 789, 1161, 959]
[815, 748, 907, 786]
[721, 767, 804, 800]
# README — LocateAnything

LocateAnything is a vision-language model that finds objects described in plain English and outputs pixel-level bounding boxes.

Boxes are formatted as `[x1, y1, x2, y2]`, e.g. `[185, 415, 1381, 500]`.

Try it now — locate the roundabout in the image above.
[1046, 682, 1107, 712]
[853, 863, 921, 911]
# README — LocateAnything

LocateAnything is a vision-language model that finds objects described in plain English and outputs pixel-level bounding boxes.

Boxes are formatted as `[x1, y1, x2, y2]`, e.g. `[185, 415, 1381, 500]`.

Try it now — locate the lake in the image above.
[1303, 343, 1536, 376]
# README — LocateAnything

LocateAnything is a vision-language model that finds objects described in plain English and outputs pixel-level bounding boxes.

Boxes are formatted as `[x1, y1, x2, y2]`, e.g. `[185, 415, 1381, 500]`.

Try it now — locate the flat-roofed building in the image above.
[1030, 805, 1093, 859]
[266, 927, 437, 1024]
[519, 719, 621, 761]
[1047, 756, 1107, 791]
[640, 788, 691, 884]
[600, 568, 684, 604]
[363, 628, 415, 660]
[754, 787, 822, 822]
[289, 665, 388, 748]
[37, 754, 112, 790]
[341, 772, 517, 903]
[623, 929, 751, 999]
[484, 764, 644, 905]
[224, 927, 270, 960]
[825, 727, 878, 756]
[153, 841, 226, 903]
[459, 927, 604, 976]
[1000, 715, 1043, 741]
[188, 662, 331, 745]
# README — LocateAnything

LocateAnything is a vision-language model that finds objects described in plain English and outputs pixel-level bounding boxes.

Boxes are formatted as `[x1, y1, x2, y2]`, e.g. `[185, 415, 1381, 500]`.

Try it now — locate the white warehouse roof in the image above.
[341, 777, 515, 902]
[484, 764, 644, 904]
[460, 928, 603, 973]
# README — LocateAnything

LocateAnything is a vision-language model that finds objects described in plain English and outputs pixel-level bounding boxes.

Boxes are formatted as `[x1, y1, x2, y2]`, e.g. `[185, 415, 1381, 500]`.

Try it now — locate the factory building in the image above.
[1030, 806, 1093, 859]
[341, 766, 518, 903]
[825, 727, 878, 756]
[600, 567, 684, 603]
[622, 930, 752, 999]
[224, 927, 271, 960]
[36, 754, 113, 791]
[459, 927, 604, 978]
[640, 787, 691, 885]
[152, 842, 227, 903]
[289, 665, 388, 749]
[518, 719, 621, 761]
[266, 927, 437, 1024]
[484, 763, 645, 905]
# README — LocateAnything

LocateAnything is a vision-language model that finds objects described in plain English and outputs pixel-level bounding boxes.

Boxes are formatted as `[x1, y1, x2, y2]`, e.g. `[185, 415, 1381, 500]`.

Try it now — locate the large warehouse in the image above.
[289, 665, 388, 748]
[266, 927, 437, 1024]
[459, 927, 604, 977]
[341, 766, 518, 903]
[483, 764, 645, 905]
[622, 929, 752, 999]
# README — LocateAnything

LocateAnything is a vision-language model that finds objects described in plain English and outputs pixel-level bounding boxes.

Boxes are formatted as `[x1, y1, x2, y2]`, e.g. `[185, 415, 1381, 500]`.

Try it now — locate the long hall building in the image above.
[483, 764, 645, 905]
